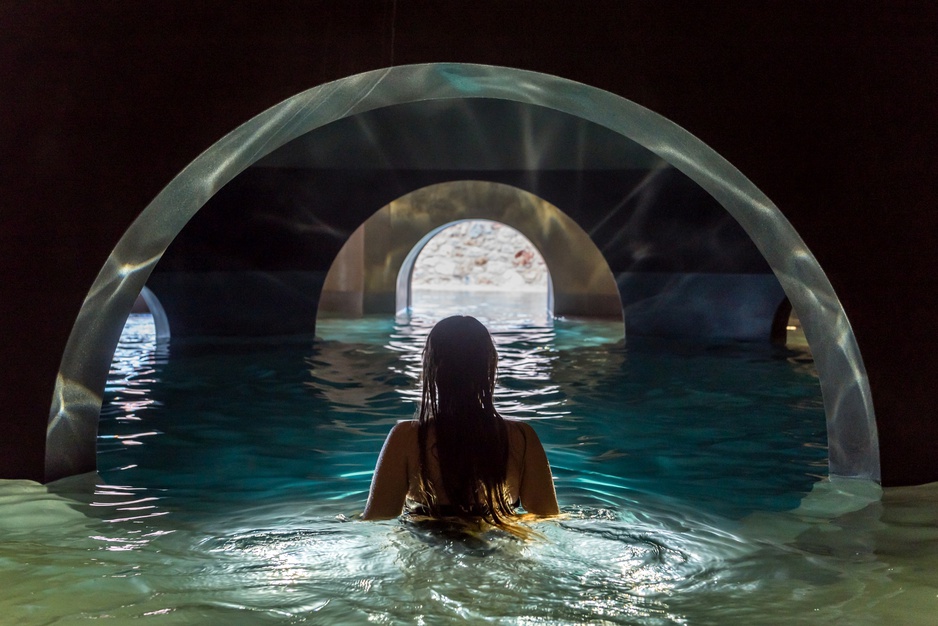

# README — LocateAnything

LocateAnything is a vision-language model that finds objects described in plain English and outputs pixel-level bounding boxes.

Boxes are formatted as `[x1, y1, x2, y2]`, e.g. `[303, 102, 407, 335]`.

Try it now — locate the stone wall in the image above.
[412, 221, 548, 291]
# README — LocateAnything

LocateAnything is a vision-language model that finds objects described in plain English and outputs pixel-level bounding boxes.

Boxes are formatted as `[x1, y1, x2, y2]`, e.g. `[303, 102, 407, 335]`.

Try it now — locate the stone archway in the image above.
[319, 181, 621, 321]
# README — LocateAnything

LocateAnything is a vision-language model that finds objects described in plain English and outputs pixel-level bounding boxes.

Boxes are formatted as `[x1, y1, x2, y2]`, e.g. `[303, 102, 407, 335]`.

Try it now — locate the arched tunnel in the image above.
[147, 100, 786, 343]
[46, 65, 877, 488]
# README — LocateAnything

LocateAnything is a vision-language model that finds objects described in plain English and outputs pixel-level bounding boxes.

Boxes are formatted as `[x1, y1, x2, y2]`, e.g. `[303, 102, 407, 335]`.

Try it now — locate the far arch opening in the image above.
[406, 219, 553, 324]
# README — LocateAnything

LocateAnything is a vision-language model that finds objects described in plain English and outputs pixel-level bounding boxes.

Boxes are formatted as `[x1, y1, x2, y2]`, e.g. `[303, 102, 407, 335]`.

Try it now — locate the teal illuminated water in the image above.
[2, 312, 937, 624]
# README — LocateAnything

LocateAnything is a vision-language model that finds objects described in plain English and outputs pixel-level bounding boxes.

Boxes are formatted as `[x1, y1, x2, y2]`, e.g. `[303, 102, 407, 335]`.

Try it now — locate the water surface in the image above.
[2, 313, 936, 624]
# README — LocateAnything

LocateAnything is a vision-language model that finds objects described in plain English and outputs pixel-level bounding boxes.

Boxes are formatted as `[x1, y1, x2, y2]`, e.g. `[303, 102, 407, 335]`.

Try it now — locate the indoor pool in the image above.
[2, 311, 937, 624]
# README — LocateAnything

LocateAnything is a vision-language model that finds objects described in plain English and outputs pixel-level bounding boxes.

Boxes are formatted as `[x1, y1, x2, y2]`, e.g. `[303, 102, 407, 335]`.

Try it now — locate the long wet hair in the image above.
[416, 316, 518, 531]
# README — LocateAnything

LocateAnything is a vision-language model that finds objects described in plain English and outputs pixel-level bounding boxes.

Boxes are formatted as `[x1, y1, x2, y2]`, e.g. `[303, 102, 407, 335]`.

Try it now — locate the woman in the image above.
[362, 315, 559, 531]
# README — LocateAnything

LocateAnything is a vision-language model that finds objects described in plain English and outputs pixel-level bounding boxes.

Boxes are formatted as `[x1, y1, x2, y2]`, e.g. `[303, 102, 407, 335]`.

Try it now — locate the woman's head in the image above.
[422, 315, 498, 417]
[417, 316, 513, 526]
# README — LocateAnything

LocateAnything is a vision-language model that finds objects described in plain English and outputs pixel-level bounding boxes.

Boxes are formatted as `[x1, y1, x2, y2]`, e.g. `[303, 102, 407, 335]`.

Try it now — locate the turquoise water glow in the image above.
[97, 313, 826, 520]
[3, 313, 937, 623]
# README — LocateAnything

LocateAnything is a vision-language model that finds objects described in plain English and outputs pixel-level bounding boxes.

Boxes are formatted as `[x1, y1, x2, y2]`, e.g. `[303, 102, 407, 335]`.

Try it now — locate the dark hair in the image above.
[416, 315, 517, 530]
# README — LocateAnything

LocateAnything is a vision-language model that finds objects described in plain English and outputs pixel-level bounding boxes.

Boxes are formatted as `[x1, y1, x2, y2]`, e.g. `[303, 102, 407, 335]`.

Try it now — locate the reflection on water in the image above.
[2, 311, 937, 623]
[4, 474, 938, 624]
[409, 289, 553, 328]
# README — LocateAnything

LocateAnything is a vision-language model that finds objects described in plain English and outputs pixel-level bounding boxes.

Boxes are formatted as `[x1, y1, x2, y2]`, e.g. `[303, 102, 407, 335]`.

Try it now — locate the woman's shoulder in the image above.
[389, 420, 419, 437]
[504, 418, 535, 435]
[504, 419, 538, 447]
[385, 420, 419, 451]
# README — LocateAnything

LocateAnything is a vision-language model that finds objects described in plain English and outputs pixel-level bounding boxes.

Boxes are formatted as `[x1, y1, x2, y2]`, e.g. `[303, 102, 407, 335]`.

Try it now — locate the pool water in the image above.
[2, 313, 937, 624]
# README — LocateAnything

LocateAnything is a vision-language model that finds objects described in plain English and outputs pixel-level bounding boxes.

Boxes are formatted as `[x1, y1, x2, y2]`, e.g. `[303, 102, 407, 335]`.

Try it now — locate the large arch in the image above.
[46, 63, 878, 482]
[318, 181, 621, 321]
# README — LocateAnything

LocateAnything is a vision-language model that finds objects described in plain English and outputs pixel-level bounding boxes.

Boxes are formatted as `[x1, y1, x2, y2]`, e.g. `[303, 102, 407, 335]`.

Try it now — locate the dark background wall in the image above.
[2, 1, 936, 485]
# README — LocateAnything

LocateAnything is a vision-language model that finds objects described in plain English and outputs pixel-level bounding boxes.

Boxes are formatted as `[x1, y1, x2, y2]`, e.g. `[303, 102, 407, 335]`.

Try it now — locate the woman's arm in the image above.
[518, 422, 560, 516]
[361, 421, 415, 520]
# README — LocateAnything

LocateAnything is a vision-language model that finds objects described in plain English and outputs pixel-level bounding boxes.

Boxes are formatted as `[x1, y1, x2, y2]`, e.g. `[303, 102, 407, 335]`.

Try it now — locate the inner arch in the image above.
[47, 63, 878, 483]
[316, 181, 621, 328]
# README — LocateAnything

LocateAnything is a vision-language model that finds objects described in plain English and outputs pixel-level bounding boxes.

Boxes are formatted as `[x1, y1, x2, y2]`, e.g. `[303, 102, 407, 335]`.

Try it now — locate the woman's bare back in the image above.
[362, 419, 559, 519]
